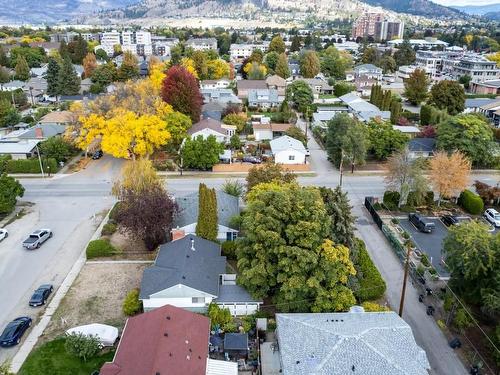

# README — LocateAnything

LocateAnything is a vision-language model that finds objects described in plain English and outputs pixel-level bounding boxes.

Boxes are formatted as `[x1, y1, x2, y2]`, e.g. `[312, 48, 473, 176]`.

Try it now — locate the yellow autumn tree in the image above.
[207, 59, 230, 79]
[112, 158, 163, 197]
[429, 151, 471, 205]
[487, 52, 500, 67]
[180, 57, 198, 78]
[148, 58, 169, 93]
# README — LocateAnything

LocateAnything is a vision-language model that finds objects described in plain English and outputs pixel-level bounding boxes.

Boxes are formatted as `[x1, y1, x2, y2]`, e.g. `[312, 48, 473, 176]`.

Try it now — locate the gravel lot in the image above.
[42, 263, 148, 342]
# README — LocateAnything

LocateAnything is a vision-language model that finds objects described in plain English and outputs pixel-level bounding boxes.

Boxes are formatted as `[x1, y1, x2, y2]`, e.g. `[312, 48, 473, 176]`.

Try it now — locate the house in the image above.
[312, 108, 349, 129]
[253, 123, 290, 141]
[408, 138, 436, 159]
[188, 117, 236, 143]
[470, 79, 500, 95]
[270, 309, 430, 375]
[30, 64, 48, 77]
[248, 89, 281, 108]
[339, 92, 390, 122]
[100, 304, 237, 375]
[265, 75, 287, 98]
[0, 139, 40, 160]
[230, 43, 269, 60]
[174, 190, 239, 241]
[224, 333, 249, 360]
[270, 135, 307, 165]
[38, 111, 75, 125]
[392, 125, 421, 137]
[354, 64, 383, 80]
[463, 98, 499, 114]
[202, 102, 224, 121]
[0, 80, 24, 92]
[478, 99, 500, 127]
[200, 88, 242, 107]
[1, 123, 65, 141]
[139, 234, 262, 315]
[288, 61, 300, 79]
[301, 78, 334, 99]
[186, 38, 218, 51]
[236, 80, 267, 99]
[200, 79, 231, 89]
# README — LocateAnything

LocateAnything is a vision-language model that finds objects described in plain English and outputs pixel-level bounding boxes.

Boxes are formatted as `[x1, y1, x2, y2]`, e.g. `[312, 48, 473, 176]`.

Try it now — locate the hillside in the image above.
[361, 0, 463, 19]
[452, 3, 500, 16]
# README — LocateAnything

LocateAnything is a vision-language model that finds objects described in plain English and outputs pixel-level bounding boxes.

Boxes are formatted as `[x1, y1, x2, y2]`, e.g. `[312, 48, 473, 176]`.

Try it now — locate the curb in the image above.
[10, 208, 112, 373]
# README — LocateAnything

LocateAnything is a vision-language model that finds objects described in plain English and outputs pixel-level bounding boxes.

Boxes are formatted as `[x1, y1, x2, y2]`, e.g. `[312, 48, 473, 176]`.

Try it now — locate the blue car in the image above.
[0, 317, 32, 347]
[29, 284, 53, 307]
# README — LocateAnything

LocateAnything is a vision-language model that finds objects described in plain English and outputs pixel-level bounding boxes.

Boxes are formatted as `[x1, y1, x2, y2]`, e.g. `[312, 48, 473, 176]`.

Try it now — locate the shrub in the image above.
[401, 231, 410, 240]
[458, 189, 484, 215]
[354, 239, 386, 301]
[122, 289, 142, 316]
[5, 158, 58, 174]
[425, 191, 435, 206]
[383, 191, 400, 210]
[453, 308, 473, 332]
[361, 302, 390, 312]
[221, 241, 237, 260]
[108, 202, 121, 222]
[64, 333, 101, 362]
[86, 239, 119, 259]
[391, 218, 399, 224]
[420, 253, 430, 267]
[101, 222, 117, 236]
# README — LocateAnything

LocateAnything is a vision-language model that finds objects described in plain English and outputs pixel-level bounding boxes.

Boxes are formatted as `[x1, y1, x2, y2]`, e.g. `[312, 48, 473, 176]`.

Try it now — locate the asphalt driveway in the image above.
[399, 217, 450, 277]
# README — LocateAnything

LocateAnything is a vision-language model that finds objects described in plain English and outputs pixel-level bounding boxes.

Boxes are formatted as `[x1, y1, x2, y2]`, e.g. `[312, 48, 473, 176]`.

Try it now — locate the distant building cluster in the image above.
[352, 13, 404, 42]
[96, 30, 153, 57]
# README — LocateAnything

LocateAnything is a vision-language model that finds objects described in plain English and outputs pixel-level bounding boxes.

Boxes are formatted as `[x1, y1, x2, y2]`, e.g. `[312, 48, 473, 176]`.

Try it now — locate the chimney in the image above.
[34, 127, 43, 139]
[171, 228, 185, 241]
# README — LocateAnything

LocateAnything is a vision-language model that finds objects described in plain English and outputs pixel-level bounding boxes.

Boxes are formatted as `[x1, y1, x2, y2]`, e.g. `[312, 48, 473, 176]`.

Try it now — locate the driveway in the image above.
[399, 218, 450, 277]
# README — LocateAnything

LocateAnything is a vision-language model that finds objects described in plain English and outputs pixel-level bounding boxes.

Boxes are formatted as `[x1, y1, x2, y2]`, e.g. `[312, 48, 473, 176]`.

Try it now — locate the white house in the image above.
[187, 117, 236, 143]
[0, 139, 40, 160]
[252, 123, 290, 141]
[270, 135, 307, 165]
[139, 234, 262, 315]
[200, 79, 231, 89]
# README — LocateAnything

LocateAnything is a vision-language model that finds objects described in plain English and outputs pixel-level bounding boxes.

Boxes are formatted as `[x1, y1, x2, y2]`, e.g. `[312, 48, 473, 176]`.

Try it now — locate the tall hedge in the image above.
[458, 189, 484, 215]
[4, 158, 58, 174]
[195, 183, 218, 241]
[354, 239, 386, 302]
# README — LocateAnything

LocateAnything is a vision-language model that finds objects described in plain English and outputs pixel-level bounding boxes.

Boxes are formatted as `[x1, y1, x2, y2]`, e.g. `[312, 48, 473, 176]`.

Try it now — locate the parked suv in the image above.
[484, 208, 500, 227]
[409, 213, 435, 233]
[22, 229, 52, 250]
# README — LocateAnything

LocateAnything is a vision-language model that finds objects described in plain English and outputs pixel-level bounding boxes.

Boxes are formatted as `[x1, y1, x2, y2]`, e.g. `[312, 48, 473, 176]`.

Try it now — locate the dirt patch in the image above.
[68, 158, 91, 172]
[105, 230, 156, 260]
[42, 263, 148, 342]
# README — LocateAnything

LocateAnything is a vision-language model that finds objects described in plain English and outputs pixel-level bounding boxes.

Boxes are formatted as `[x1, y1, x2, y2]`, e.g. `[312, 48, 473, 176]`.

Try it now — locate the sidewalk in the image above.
[10, 207, 111, 373]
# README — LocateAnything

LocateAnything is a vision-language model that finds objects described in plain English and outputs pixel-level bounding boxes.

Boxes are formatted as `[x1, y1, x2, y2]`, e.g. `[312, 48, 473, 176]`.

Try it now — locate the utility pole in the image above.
[399, 243, 413, 317]
[305, 106, 311, 140]
[35, 143, 45, 178]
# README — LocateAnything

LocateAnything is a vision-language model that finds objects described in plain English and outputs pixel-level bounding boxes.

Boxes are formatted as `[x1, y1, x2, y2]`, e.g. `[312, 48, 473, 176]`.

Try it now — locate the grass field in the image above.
[19, 337, 114, 375]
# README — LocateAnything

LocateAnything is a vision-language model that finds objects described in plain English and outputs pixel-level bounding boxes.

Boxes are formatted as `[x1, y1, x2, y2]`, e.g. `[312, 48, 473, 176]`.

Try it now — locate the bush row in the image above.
[1, 158, 59, 174]
[354, 239, 387, 302]
[86, 239, 119, 259]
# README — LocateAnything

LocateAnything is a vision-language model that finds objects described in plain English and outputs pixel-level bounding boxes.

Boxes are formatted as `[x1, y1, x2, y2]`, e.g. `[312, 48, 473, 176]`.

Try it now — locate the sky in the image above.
[433, 0, 500, 6]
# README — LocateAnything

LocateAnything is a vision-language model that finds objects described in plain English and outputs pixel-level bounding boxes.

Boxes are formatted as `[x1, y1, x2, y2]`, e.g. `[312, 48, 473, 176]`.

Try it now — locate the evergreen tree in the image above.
[404, 68, 429, 105]
[420, 104, 432, 126]
[69, 35, 88, 64]
[290, 35, 301, 52]
[0, 67, 10, 83]
[14, 56, 30, 81]
[390, 101, 402, 124]
[275, 53, 290, 79]
[381, 90, 392, 111]
[59, 40, 70, 60]
[58, 57, 81, 95]
[46, 57, 60, 96]
[0, 45, 9, 67]
[117, 51, 139, 81]
[268, 35, 286, 54]
[195, 183, 218, 241]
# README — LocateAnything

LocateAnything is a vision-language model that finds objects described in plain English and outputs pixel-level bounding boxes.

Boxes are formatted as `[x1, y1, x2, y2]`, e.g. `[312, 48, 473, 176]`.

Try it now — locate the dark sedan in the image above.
[441, 215, 459, 227]
[0, 317, 32, 347]
[29, 284, 53, 307]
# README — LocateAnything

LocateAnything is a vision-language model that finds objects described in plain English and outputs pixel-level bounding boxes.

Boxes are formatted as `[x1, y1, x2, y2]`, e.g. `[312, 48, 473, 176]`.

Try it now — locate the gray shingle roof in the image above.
[464, 98, 497, 108]
[224, 333, 248, 351]
[18, 124, 66, 139]
[408, 138, 436, 152]
[216, 284, 262, 303]
[140, 234, 226, 299]
[174, 190, 239, 229]
[276, 312, 430, 375]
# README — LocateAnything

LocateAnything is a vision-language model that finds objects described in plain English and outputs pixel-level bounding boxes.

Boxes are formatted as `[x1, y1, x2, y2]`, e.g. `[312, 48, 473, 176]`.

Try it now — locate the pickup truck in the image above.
[22, 229, 52, 250]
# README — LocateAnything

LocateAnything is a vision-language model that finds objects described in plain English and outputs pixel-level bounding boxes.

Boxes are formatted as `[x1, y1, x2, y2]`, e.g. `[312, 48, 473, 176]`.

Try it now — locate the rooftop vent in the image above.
[349, 306, 365, 313]
[164, 332, 168, 337]
[186, 355, 191, 360]
[166, 316, 171, 320]
[191, 238, 195, 251]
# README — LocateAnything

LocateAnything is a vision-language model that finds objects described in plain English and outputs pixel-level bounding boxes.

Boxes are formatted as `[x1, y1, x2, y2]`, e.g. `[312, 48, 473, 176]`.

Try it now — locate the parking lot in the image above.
[399, 218, 450, 278]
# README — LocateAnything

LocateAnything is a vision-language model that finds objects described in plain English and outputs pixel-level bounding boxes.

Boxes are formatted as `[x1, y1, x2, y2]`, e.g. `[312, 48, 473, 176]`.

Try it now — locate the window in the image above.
[288, 155, 295, 161]
[192, 297, 205, 304]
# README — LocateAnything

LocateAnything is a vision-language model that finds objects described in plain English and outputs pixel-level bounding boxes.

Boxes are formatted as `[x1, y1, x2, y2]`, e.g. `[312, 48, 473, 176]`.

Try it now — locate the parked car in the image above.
[22, 229, 52, 250]
[409, 213, 435, 233]
[449, 338, 462, 349]
[441, 215, 459, 227]
[0, 317, 32, 347]
[29, 284, 53, 307]
[92, 150, 103, 160]
[242, 156, 261, 164]
[0, 228, 7, 242]
[484, 208, 500, 227]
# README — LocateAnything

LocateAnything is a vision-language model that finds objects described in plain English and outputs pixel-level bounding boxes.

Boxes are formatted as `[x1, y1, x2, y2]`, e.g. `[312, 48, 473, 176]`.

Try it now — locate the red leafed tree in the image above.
[419, 125, 436, 138]
[161, 66, 203, 123]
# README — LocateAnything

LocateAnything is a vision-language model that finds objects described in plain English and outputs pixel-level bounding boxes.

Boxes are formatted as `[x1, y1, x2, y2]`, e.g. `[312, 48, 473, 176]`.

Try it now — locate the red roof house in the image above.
[100, 305, 210, 375]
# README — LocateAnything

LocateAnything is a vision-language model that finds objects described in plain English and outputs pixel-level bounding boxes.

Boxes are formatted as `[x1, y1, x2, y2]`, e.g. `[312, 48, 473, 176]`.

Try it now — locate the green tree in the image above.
[222, 179, 244, 197]
[0, 100, 20, 128]
[59, 40, 70, 60]
[0, 173, 24, 214]
[0, 67, 10, 84]
[325, 113, 367, 169]
[320, 46, 352, 79]
[420, 104, 433, 126]
[268, 35, 286, 54]
[117, 51, 139, 81]
[264, 51, 279, 73]
[361, 47, 378, 64]
[208, 303, 232, 329]
[90, 61, 116, 90]
[436, 114, 497, 167]
[58, 57, 81, 95]
[191, 50, 209, 79]
[319, 186, 355, 247]
[275, 53, 290, 79]
[46, 57, 60, 96]
[164, 111, 192, 148]
[0, 45, 9, 67]
[229, 133, 241, 149]
[246, 162, 296, 192]
[404, 68, 429, 105]
[14, 55, 29, 81]
[40, 137, 73, 162]
[196, 183, 218, 241]
[122, 288, 142, 316]
[390, 100, 402, 124]
[300, 50, 320, 78]
[378, 55, 397, 73]
[181, 135, 224, 170]
[429, 80, 466, 115]
[68, 35, 88, 64]
[394, 40, 416, 67]
[334, 82, 355, 97]
[285, 80, 314, 113]
[290, 35, 302, 52]
[367, 120, 409, 160]
[223, 113, 247, 133]
[237, 183, 356, 312]
[285, 126, 307, 146]
[458, 74, 472, 90]
[64, 333, 101, 362]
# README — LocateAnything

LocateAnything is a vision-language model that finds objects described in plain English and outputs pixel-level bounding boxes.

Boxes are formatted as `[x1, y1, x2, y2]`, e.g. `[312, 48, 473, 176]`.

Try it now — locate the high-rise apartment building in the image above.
[352, 13, 384, 40]
[352, 13, 404, 42]
[98, 30, 153, 57]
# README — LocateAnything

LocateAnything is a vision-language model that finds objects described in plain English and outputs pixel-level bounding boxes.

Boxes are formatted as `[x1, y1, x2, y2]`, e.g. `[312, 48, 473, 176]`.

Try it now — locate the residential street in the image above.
[0, 144, 497, 372]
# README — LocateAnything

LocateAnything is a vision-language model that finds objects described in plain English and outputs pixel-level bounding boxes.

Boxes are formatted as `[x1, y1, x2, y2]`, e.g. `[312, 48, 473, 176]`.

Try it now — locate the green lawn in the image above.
[318, 94, 337, 99]
[19, 337, 115, 375]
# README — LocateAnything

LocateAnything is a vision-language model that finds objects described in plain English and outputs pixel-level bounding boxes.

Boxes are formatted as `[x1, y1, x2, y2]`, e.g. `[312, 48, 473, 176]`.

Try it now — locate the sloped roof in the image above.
[236, 80, 267, 91]
[354, 64, 382, 73]
[0, 140, 40, 154]
[140, 235, 226, 299]
[480, 99, 500, 110]
[464, 98, 497, 108]
[100, 305, 209, 375]
[216, 284, 262, 303]
[276, 312, 430, 375]
[38, 110, 74, 124]
[408, 138, 436, 153]
[18, 124, 66, 139]
[266, 74, 286, 87]
[188, 117, 226, 137]
[248, 89, 279, 103]
[224, 333, 248, 351]
[174, 190, 239, 229]
[270, 135, 306, 153]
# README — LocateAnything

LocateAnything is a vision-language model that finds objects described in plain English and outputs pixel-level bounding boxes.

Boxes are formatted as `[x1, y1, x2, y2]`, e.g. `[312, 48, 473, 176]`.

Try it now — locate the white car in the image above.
[0, 229, 7, 242]
[484, 208, 500, 227]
